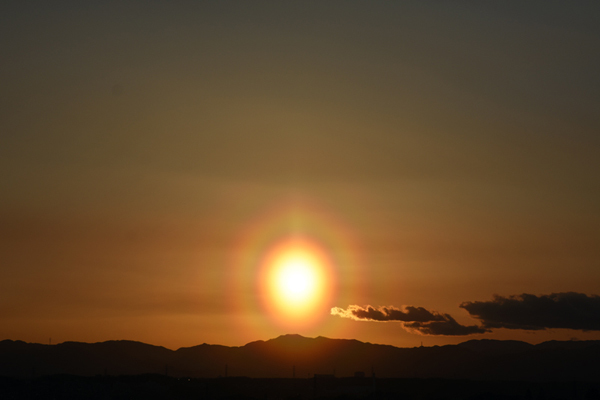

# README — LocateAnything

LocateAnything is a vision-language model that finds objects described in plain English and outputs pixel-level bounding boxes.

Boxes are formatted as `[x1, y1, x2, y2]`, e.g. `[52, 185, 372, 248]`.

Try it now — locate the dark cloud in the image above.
[404, 315, 489, 336]
[330, 305, 445, 322]
[460, 292, 600, 331]
[331, 305, 489, 336]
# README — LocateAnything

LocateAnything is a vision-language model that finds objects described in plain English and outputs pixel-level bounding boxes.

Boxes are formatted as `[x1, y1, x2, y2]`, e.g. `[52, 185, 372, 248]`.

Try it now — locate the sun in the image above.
[274, 252, 318, 304]
[259, 238, 333, 324]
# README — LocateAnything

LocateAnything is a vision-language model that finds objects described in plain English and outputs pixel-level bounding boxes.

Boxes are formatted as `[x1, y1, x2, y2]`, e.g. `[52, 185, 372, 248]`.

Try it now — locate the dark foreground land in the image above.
[1, 375, 600, 400]
[3, 337, 600, 399]
[3, 336, 600, 381]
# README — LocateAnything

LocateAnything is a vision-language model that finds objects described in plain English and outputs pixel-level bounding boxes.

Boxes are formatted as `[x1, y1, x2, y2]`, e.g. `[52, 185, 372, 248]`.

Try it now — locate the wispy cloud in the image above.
[331, 305, 488, 336]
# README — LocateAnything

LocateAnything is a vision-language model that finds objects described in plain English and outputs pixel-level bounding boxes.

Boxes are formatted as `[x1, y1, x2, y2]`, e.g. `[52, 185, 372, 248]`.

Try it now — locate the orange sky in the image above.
[1, 1, 599, 349]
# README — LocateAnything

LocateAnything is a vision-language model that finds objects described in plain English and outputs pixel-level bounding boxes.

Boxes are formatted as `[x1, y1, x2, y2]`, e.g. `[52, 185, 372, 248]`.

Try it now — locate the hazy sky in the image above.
[1, 1, 599, 349]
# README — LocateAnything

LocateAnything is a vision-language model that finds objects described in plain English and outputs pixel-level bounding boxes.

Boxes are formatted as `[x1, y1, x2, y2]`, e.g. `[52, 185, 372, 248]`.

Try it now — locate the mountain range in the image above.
[2, 335, 600, 381]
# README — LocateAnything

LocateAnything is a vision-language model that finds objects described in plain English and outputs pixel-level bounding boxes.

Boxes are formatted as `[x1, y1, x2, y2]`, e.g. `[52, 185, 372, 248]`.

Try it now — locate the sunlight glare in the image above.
[276, 255, 316, 303]
[261, 239, 332, 324]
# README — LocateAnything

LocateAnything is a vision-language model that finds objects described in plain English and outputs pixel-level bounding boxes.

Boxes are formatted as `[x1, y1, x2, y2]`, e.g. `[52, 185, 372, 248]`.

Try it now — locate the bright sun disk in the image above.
[261, 240, 331, 322]
[276, 256, 316, 302]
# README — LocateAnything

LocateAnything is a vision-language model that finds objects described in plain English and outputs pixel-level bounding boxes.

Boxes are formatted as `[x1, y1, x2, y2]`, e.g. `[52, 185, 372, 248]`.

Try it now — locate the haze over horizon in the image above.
[1, 1, 599, 350]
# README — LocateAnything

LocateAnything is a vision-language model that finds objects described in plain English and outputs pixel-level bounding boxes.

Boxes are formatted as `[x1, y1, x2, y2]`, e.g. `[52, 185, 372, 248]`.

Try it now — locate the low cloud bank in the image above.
[460, 292, 600, 331]
[331, 305, 488, 336]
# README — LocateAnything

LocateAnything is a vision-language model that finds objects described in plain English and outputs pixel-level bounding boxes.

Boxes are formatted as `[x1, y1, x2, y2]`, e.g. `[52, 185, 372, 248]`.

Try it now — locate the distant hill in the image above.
[1, 335, 600, 381]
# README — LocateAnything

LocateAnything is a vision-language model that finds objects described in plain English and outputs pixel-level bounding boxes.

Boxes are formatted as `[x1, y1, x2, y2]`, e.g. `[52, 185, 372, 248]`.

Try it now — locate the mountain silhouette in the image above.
[2, 335, 600, 381]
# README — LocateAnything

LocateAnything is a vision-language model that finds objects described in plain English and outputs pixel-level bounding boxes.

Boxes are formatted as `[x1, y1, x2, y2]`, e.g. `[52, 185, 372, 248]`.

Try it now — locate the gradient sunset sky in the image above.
[2, 1, 599, 349]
